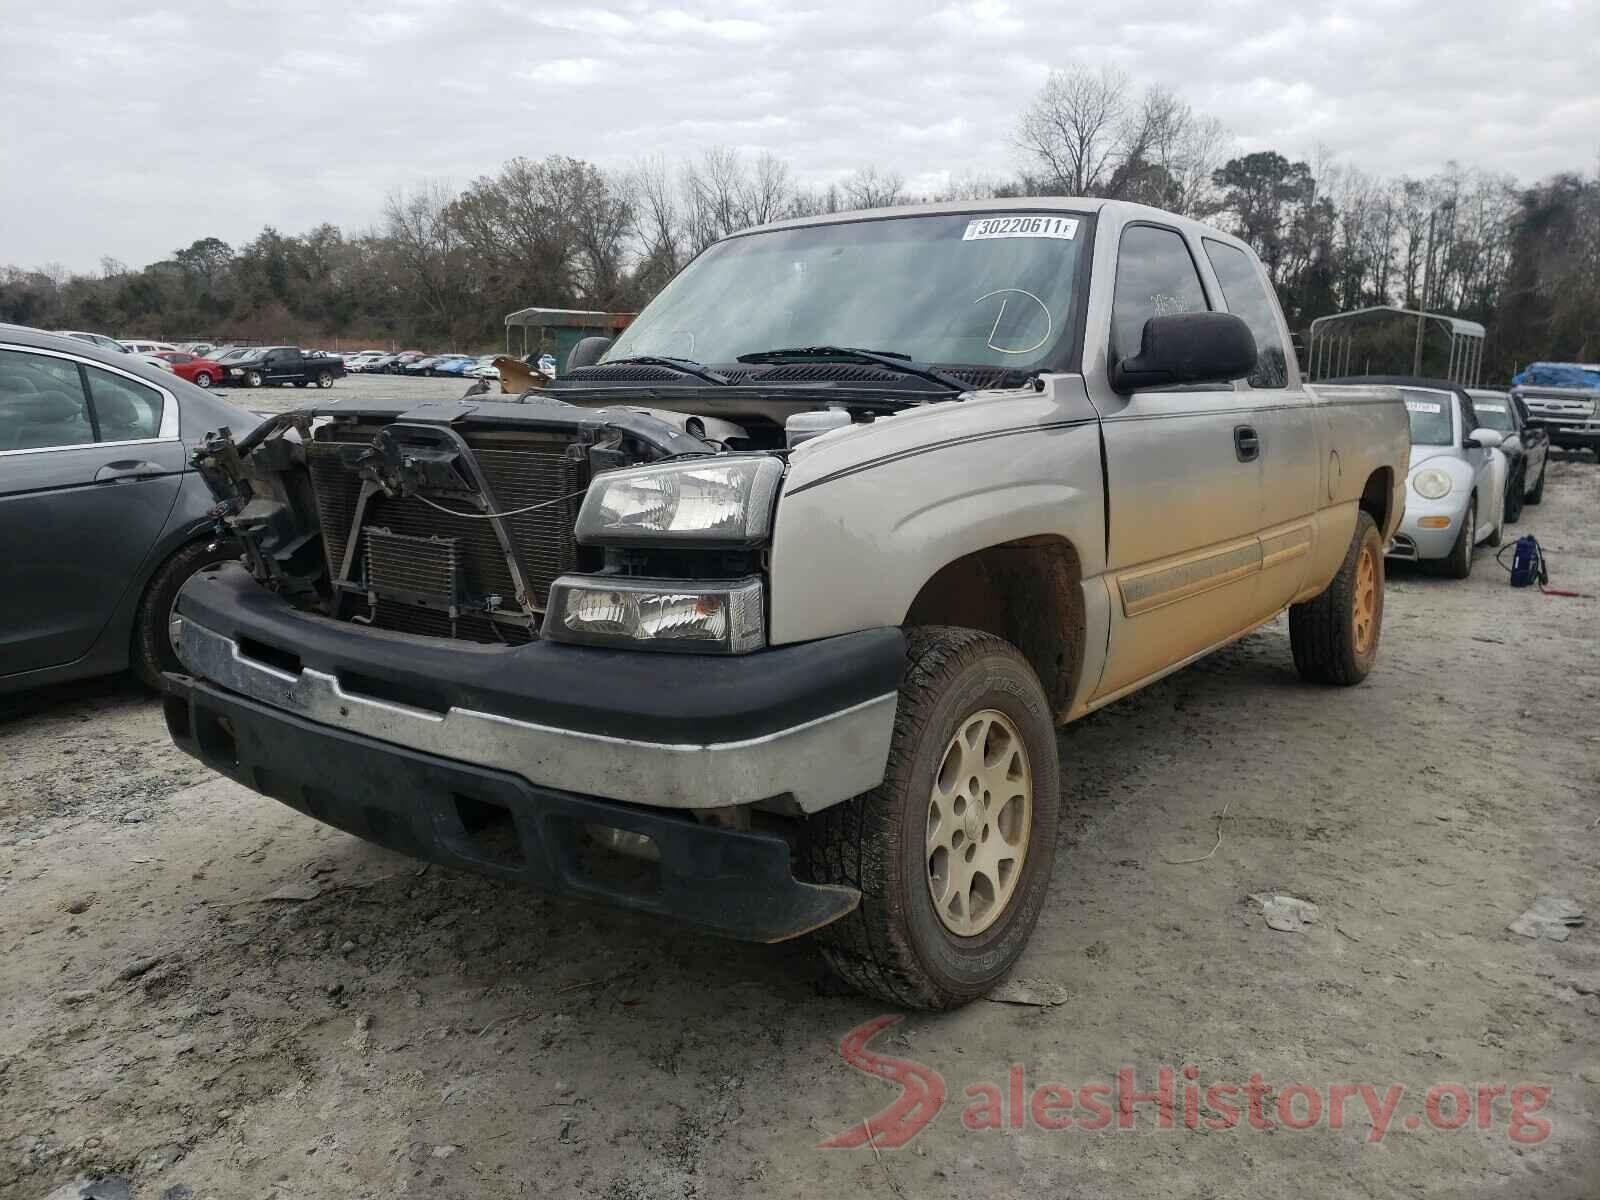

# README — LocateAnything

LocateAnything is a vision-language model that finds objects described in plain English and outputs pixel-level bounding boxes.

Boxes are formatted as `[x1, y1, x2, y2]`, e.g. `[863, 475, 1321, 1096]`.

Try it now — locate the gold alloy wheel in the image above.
[1353, 542, 1379, 656]
[926, 709, 1033, 937]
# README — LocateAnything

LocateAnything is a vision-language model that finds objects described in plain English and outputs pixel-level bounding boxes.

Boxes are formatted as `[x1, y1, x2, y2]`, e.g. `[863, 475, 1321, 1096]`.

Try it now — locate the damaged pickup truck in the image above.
[164, 200, 1409, 1008]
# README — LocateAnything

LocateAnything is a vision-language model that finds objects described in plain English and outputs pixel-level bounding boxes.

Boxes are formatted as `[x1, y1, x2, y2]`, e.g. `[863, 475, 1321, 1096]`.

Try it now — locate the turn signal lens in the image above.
[1418, 516, 1452, 529]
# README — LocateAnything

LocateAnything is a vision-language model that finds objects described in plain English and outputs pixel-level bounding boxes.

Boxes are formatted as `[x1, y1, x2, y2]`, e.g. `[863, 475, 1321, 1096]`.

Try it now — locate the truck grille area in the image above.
[306, 424, 588, 645]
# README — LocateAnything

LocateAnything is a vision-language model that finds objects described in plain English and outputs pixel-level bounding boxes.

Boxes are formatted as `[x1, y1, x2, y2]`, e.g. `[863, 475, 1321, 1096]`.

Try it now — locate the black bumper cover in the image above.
[175, 565, 906, 743]
[164, 674, 860, 942]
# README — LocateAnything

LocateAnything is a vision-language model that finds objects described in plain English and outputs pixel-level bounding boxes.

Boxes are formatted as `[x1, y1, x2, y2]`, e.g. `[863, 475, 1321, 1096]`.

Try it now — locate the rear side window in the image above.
[0, 348, 95, 450]
[1111, 225, 1209, 363]
[83, 364, 164, 441]
[1203, 239, 1289, 388]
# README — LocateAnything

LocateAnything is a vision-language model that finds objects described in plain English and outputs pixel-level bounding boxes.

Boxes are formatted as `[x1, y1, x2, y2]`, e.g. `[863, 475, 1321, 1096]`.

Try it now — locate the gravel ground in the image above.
[1, 452, 1596, 1200]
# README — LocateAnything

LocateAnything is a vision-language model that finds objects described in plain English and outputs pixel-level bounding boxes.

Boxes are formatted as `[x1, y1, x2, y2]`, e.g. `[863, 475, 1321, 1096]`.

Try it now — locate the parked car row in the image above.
[1327, 375, 1551, 579]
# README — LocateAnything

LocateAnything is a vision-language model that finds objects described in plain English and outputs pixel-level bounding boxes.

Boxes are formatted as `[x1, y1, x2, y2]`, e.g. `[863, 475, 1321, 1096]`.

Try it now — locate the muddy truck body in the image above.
[164, 199, 1409, 1008]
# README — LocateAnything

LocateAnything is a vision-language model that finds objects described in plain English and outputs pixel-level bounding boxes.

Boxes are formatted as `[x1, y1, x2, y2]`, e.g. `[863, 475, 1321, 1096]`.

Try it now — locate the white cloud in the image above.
[1, 0, 1596, 270]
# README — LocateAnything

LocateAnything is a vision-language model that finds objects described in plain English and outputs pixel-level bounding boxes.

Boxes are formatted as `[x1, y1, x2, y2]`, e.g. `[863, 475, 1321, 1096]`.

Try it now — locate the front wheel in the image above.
[1289, 510, 1383, 685]
[1526, 459, 1546, 505]
[799, 628, 1061, 1009]
[193, 371, 212, 388]
[244, 370, 263, 388]
[131, 539, 240, 688]
[1504, 465, 1524, 524]
[1441, 495, 1476, 579]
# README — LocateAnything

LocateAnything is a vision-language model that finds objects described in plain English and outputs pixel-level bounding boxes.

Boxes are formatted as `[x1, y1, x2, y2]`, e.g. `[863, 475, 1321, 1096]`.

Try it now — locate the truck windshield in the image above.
[607, 211, 1092, 372]
[1402, 388, 1455, 445]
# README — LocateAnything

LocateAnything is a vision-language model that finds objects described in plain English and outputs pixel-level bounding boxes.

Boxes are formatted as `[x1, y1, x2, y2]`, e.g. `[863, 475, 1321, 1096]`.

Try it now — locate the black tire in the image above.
[1485, 488, 1504, 548]
[317, 371, 334, 388]
[244, 369, 263, 388]
[1526, 458, 1546, 505]
[1439, 494, 1476, 579]
[130, 540, 239, 689]
[798, 628, 1061, 1009]
[1504, 465, 1524, 524]
[1289, 510, 1384, 686]
[194, 371, 212, 388]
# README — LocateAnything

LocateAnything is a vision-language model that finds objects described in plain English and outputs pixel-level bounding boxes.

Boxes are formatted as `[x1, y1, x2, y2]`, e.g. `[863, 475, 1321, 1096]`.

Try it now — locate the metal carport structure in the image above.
[1306, 306, 1486, 386]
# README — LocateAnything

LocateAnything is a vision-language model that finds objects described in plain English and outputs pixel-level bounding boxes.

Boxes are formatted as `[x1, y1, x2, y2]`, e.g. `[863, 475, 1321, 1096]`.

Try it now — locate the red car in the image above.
[156, 351, 226, 388]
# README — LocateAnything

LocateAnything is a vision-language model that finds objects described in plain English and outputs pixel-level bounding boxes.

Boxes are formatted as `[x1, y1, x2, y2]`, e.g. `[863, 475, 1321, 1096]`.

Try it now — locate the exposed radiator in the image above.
[306, 423, 587, 644]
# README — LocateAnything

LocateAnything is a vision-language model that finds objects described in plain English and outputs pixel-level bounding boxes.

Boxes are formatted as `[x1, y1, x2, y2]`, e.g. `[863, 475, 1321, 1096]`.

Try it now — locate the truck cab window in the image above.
[1202, 238, 1289, 388]
[1110, 225, 1210, 362]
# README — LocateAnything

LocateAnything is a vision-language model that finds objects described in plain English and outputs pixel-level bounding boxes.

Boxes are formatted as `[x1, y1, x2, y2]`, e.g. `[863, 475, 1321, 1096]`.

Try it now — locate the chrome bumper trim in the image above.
[174, 617, 896, 813]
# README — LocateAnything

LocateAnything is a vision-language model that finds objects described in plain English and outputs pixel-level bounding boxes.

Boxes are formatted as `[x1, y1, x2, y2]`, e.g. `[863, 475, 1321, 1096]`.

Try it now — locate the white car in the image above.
[469, 355, 501, 379]
[344, 352, 385, 372]
[1345, 378, 1506, 577]
[52, 331, 173, 372]
[121, 339, 180, 356]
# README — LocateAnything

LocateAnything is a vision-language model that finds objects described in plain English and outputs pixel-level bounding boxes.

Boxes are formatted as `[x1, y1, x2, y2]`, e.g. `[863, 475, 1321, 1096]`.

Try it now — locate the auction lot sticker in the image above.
[964, 216, 1079, 241]
[1404, 399, 1443, 414]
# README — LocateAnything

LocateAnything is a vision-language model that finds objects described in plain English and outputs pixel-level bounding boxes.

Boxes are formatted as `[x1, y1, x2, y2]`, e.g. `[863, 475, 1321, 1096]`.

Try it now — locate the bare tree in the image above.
[383, 180, 471, 333]
[840, 166, 904, 209]
[1015, 66, 1130, 195]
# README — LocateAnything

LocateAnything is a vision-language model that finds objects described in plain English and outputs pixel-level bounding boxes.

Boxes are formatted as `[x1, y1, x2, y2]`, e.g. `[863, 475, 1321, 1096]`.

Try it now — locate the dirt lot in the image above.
[2, 444, 1596, 1200]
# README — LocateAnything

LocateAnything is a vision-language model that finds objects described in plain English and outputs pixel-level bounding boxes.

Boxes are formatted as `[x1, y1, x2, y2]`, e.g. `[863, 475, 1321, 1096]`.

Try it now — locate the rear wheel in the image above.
[193, 371, 212, 388]
[798, 628, 1061, 1009]
[131, 539, 239, 689]
[317, 371, 334, 388]
[1289, 510, 1383, 685]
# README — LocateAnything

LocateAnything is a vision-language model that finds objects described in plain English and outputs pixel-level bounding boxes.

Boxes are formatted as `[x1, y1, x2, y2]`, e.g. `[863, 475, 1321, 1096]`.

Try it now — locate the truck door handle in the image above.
[95, 460, 164, 482]
[1234, 425, 1260, 462]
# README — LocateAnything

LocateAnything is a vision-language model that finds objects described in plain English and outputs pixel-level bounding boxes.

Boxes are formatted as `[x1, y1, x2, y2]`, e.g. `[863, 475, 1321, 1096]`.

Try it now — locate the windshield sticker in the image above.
[963, 216, 1079, 242]
[972, 289, 1053, 355]
[1405, 400, 1443, 414]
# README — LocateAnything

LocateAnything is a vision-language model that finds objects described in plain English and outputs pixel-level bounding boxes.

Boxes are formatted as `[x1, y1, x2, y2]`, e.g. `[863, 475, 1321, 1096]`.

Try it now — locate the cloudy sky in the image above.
[3, 0, 1595, 272]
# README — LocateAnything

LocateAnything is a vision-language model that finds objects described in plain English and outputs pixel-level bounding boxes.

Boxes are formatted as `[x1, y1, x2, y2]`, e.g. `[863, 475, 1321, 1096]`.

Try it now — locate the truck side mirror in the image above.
[1110, 312, 1256, 394]
[567, 336, 613, 372]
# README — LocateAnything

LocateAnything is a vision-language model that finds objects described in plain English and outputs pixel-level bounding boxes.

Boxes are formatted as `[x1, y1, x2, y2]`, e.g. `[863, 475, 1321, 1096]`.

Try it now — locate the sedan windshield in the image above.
[607, 211, 1091, 371]
[1402, 388, 1455, 445]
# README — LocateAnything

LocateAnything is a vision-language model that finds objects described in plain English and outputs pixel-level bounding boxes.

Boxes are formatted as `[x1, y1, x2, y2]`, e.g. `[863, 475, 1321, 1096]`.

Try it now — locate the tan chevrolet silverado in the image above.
[164, 198, 1409, 1008]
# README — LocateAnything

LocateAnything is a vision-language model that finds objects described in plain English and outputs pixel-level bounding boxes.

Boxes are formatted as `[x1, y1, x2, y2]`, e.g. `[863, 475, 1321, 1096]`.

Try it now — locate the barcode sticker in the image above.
[963, 216, 1079, 241]
[1405, 400, 1442, 414]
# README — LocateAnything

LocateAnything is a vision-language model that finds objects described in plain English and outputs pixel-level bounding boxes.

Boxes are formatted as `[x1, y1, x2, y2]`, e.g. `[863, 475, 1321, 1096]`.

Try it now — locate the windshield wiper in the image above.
[736, 346, 970, 392]
[597, 355, 729, 385]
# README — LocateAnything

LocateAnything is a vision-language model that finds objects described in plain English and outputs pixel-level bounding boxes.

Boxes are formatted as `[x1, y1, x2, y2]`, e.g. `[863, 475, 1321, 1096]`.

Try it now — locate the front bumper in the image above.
[1386, 492, 1465, 561]
[163, 674, 859, 942]
[171, 565, 903, 813]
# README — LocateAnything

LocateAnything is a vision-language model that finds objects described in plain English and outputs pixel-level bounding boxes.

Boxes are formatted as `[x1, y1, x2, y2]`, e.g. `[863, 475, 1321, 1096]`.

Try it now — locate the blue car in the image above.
[436, 355, 478, 377]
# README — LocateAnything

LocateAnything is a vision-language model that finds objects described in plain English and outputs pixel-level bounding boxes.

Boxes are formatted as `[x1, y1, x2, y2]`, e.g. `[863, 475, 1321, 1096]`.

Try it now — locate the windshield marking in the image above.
[974, 289, 1053, 355]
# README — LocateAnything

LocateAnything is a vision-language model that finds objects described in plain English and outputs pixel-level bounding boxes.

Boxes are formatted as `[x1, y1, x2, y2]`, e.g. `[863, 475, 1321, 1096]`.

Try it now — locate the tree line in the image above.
[2, 64, 1595, 377]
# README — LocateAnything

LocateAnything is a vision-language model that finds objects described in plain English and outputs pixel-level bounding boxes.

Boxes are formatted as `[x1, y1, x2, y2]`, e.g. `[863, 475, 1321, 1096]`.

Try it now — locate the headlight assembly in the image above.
[576, 456, 783, 547]
[542, 575, 765, 654]
[1411, 467, 1452, 500]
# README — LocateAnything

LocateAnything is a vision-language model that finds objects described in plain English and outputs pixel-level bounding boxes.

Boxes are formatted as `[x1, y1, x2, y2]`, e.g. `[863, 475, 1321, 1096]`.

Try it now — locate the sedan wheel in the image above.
[245, 370, 263, 388]
[194, 372, 212, 388]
